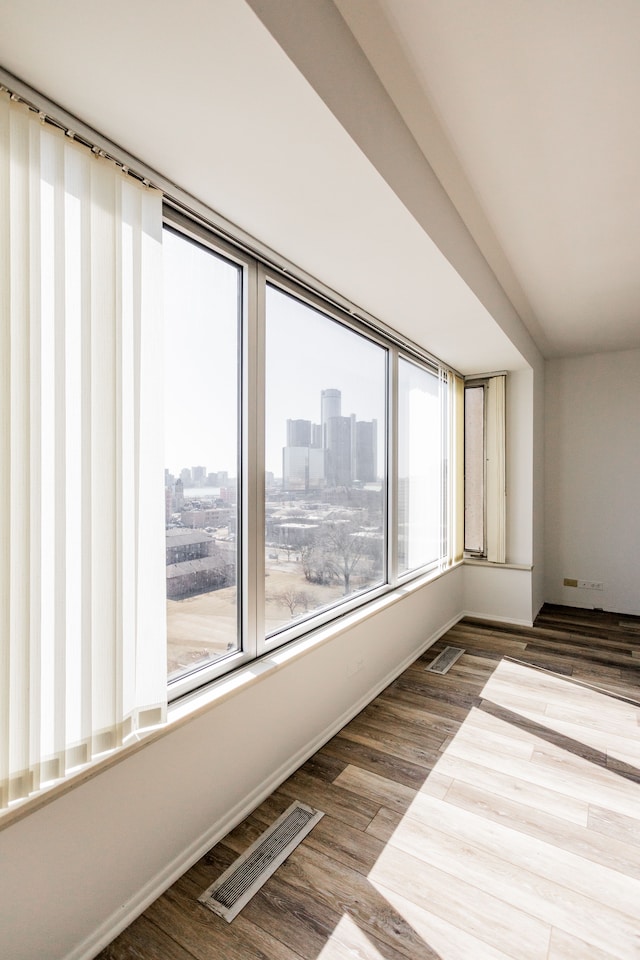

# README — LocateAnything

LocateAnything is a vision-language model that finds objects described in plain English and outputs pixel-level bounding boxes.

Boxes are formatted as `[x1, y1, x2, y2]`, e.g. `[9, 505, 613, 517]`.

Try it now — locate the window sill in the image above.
[463, 557, 533, 571]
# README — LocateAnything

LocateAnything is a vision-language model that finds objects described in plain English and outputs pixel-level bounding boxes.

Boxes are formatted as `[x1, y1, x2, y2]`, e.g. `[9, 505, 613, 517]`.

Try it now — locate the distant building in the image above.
[174, 478, 184, 510]
[355, 419, 377, 482]
[325, 414, 352, 486]
[321, 388, 341, 445]
[165, 528, 235, 599]
[281, 388, 378, 491]
[287, 419, 311, 447]
[283, 446, 308, 490]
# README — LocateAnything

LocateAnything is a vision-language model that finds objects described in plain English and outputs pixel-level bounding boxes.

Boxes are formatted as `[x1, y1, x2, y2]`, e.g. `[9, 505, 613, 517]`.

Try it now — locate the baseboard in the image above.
[463, 610, 534, 628]
[69, 610, 463, 960]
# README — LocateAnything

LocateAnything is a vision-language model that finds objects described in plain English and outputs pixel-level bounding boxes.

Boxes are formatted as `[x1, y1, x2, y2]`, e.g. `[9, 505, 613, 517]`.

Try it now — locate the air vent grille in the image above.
[199, 801, 323, 922]
[425, 646, 465, 675]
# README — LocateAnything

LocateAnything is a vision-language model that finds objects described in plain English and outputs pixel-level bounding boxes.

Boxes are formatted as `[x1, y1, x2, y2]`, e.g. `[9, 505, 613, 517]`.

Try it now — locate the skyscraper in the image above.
[355, 419, 377, 482]
[286, 419, 312, 447]
[321, 388, 341, 444]
[325, 414, 352, 486]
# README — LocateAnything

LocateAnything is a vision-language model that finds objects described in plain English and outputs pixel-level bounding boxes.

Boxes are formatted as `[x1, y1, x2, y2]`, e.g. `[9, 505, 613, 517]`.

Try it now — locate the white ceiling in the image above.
[1, 0, 638, 365]
[338, 0, 640, 358]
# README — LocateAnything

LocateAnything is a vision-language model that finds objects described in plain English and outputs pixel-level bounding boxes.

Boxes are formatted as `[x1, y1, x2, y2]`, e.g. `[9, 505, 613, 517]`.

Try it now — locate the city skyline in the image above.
[165, 384, 380, 491]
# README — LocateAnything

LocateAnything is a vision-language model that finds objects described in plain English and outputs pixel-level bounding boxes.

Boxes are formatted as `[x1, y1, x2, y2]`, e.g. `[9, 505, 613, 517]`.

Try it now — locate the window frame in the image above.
[163, 211, 256, 699]
[463, 377, 488, 558]
[395, 352, 450, 582]
[260, 272, 391, 653]
[163, 206, 458, 702]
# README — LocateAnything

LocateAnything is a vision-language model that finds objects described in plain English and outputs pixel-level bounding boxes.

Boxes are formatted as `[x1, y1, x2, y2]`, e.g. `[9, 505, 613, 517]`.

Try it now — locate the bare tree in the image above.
[267, 588, 314, 617]
[322, 521, 368, 595]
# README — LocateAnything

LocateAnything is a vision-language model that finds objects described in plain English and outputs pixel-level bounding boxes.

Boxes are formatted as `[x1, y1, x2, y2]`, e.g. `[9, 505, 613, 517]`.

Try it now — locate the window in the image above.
[160, 215, 457, 698]
[397, 358, 448, 575]
[464, 375, 506, 562]
[265, 285, 387, 635]
[464, 382, 486, 555]
[163, 227, 241, 684]
[159, 212, 457, 697]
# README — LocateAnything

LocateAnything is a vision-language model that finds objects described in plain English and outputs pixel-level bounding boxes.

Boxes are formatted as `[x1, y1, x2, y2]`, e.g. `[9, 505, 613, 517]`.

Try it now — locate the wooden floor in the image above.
[98, 605, 640, 960]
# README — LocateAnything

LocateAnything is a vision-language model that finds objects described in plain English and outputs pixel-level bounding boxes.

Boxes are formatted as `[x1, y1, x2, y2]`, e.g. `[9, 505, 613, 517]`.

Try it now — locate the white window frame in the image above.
[163, 207, 457, 700]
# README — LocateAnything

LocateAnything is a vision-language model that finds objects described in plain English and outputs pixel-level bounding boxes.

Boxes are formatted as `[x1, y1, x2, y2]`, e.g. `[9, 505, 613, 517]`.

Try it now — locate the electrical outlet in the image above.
[577, 580, 604, 590]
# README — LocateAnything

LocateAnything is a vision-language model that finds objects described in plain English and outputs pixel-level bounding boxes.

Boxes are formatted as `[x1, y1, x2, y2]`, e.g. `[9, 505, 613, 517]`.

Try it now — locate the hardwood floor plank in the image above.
[146, 874, 304, 960]
[272, 842, 443, 960]
[433, 750, 591, 824]
[186, 854, 346, 960]
[319, 736, 429, 790]
[588, 804, 640, 847]
[366, 694, 466, 734]
[335, 719, 443, 770]
[97, 914, 198, 960]
[382, 822, 639, 960]
[275, 768, 380, 831]
[397, 792, 640, 924]
[372, 884, 519, 960]
[333, 764, 417, 815]
[547, 927, 620, 960]
[369, 843, 552, 960]
[365, 776, 454, 843]
[529, 745, 640, 818]
[445, 778, 640, 881]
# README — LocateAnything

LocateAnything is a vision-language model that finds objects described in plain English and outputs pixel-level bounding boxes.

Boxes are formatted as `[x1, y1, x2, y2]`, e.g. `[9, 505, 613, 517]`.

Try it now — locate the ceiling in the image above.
[1, 0, 638, 365]
[336, 0, 640, 358]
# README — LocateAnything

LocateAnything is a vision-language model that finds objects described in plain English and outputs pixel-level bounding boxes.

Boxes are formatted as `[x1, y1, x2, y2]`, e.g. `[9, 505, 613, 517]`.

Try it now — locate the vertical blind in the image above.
[0, 92, 166, 809]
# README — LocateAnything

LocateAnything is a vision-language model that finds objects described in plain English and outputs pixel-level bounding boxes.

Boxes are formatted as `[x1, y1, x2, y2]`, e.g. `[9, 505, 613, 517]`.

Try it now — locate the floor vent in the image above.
[426, 646, 465, 675]
[199, 801, 324, 922]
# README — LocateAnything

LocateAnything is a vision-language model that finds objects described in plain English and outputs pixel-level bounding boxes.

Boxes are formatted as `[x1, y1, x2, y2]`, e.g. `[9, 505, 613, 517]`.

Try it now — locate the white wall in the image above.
[463, 563, 533, 625]
[0, 568, 463, 960]
[545, 348, 640, 615]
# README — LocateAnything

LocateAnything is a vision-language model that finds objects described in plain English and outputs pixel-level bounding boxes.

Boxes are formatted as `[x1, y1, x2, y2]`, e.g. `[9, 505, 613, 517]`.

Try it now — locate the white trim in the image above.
[462, 610, 533, 628]
[66, 608, 462, 960]
[463, 558, 533, 572]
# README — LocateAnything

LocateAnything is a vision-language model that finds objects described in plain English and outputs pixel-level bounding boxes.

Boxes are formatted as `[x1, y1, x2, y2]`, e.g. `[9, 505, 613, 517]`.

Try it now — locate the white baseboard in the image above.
[70, 611, 462, 960]
[463, 610, 534, 628]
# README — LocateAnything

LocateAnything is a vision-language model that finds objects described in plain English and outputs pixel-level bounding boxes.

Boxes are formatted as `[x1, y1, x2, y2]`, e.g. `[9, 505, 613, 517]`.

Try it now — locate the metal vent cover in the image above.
[425, 646, 465, 675]
[199, 801, 324, 922]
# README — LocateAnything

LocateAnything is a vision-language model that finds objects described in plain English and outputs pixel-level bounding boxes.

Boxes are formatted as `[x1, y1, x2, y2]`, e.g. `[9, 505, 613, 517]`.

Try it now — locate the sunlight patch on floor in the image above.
[365, 658, 640, 960]
[315, 914, 387, 960]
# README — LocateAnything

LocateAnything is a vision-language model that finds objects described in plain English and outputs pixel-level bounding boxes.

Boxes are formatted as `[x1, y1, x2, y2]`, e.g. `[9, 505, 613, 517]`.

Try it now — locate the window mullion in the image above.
[243, 261, 265, 657]
[388, 349, 399, 586]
